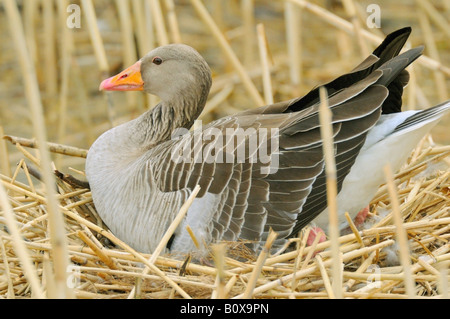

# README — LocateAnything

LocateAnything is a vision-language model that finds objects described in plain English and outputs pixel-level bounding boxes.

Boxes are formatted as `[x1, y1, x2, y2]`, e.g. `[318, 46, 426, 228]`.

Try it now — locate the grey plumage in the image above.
[86, 27, 450, 255]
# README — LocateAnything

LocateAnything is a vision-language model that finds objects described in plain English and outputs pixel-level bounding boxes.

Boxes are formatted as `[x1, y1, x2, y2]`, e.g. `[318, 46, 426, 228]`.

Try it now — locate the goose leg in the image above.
[353, 205, 370, 227]
[306, 205, 370, 247]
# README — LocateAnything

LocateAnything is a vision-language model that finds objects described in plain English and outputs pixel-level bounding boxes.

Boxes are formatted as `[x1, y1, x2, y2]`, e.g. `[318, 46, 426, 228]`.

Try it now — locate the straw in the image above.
[256, 23, 274, 105]
[316, 254, 335, 298]
[242, 230, 277, 298]
[0, 179, 44, 298]
[0, 127, 11, 177]
[1, 0, 449, 300]
[56, 0, 74, 168]
[164, 0, 182, 43]
[241, 0, 255, 66]
[4, 135, 88, 158]
[211, 243, 227, 299]
[416, 0, 450, 38]
[417, 9, 448, 102]
[115, 0, 138, 110]
[4, 0, 71, 298]
[132, 0, 150, 58]
[190, 0, 265, 106]
[284, 1, 302, 92]
[319, 86, 342, 298]
[344, 212, 367, 258]
[22, 0, 38, 67]
[149, 0, 169, 45]
[288, 0, 450, 76]
[42, 0, 58, 103]
[383, 164, 416, 298]
[80, 0, 109, 73]
[342, 0, 370, 57]
[0, 237, 14, 298]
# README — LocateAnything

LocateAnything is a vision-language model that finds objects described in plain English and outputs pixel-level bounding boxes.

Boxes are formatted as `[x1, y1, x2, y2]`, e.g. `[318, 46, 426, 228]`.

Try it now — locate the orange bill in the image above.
[99, 61, 144, 91]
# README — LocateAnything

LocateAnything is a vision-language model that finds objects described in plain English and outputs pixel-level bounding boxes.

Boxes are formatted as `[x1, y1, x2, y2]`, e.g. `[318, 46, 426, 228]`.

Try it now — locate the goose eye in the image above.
[152, 57, 163, 65]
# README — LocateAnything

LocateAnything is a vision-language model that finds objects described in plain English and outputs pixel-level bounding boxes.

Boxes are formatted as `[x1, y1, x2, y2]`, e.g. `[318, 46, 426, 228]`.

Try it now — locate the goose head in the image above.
[99, 44, 212, 106]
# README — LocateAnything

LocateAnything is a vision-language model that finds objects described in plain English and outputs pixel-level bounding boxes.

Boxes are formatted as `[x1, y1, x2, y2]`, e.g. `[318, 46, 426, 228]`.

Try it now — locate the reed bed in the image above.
[0, 0, 449, 299]
[0, 138, 449, 299]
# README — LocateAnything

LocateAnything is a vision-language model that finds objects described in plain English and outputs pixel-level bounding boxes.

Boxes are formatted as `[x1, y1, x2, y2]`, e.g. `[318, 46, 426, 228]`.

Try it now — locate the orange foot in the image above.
[306, 226, 327, 246]
[307, 205, 371, 247]
[353, 205, 370, 228]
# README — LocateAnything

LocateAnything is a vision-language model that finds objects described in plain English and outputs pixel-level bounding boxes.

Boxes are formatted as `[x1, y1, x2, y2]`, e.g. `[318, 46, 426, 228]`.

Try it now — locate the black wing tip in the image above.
[372, 26, 412, 58]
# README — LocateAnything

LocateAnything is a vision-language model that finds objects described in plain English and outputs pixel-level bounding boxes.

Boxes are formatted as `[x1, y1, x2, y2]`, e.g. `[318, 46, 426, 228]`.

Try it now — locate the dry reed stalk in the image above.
[0, 237, 14, 298]
[210, 57, 280, 95]
[64, 56, 95, 144]
[133, 1, 156, 123]
[383, 164, 416, 298]
[142, 0, 157, 48]
[438, 261, 449, 298]
[80, 0, 109, 73]
[2, 2, 449, 298]
[1, 175, 46, 203]
[185, 225, 200, 249]
[343, 251, 377, 292]
[319, 86, 342, 298]
[58, 205, 193, 299]
[242, 230, 277, 298]
[233, 240, 395, 298]
[342, 0, 369, 57]
[20, 161, 36, 195]
[316, 254, 335, 298]
[284, 1, 302, 92]
[211, 0, 225, 30]
[417, 10, 448, 102]
[417, 0, 450, 38]
[76, 230, 119, 270]
[300, 229, 324, 270]
[149, 0, 169, 45]
[407, 65, 418, 110]
[10, 159, 24, 186]
[344, 212, 367, 258]
[290, 229, 309, 293]
[115, 0, 139, 110]
[288, 0, 450, 76]
[4, 135, 88, 158]
[132, 0, 153, 61]
[190, 0, 265, 106]
[211, 243, 227, 299]
[164, 0, 181, 43]
[42, 0, 58, 101]
[256, 23, 274, 105]
[4, 0, 72, 298]
[0, 127, 11, 177]
[56, 0, 75, 168]
[201, 83, 234, 116]
[14, 142, 40, 167]
[241, 0, 255, 66]
[22, 0, 37, 67]
[0, 181, 44, 298]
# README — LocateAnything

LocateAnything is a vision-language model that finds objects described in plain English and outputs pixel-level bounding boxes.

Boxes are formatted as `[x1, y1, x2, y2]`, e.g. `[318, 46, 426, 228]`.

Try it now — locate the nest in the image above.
[0, 136, 449, 299]
[1, 0, 449, 299]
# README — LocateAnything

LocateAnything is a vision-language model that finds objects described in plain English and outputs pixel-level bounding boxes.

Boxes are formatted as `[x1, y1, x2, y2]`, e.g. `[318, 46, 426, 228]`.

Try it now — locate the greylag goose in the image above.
[86, 27, 450, 255]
